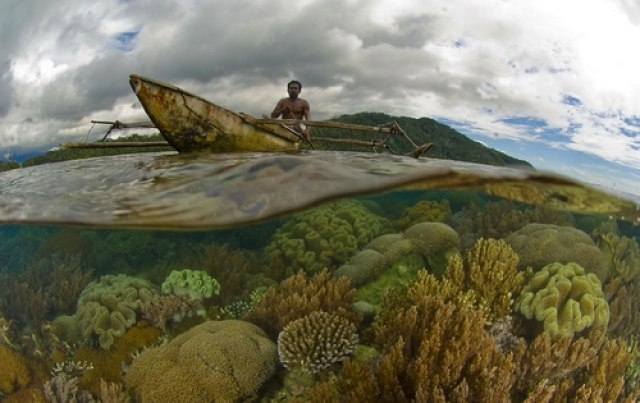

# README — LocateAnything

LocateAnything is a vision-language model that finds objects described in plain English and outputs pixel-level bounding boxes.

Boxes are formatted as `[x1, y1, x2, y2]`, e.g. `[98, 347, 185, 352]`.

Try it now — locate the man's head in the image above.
[287, 80, 302, 100]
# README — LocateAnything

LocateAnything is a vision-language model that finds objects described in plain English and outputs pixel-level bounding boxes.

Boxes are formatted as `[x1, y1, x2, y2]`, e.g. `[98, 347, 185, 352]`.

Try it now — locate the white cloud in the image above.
[0, 0, 638, 195]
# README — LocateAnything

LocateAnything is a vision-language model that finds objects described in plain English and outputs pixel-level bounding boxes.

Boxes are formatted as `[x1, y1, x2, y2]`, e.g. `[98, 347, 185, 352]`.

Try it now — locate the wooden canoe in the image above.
[129, 74, 301, 153]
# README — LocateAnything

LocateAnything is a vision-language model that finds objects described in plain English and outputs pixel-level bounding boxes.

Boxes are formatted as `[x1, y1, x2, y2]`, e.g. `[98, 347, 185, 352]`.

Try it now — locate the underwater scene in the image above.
[1, 151, 640, 402]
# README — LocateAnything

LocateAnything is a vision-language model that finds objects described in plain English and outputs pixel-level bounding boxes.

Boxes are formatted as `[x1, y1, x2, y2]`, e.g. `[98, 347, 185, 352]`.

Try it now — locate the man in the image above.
[270, 80, 311, 140]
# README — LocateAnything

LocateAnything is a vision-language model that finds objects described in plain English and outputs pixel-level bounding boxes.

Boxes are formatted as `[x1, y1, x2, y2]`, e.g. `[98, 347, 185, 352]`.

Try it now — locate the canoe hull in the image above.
[129, 74, 300, 153]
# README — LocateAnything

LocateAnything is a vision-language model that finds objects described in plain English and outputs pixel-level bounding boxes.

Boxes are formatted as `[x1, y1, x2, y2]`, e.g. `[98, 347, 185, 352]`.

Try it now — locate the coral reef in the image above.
[264, 199, 391, 277]
[334, 221, 460, 288]
[444, 238, 527, 322]
[392, 200, 451, 230]
[74, 274, 157, 350]
[0, 343, 31, 395]
[139, 294, 203, 331]
[278, 311, 359, 373]
[73, 322, 160, 397]
[516, 262, 609, 338]
[506, 223, 607, 280]
[42, 374, 95, 403]
[604, 278, 640, 339]
[124, 320, 277, 402]
[597, 231, 640, 283]
[248, 269, 358, 339]
[160, 268, 220, 300]
[455, 201, 574, 248]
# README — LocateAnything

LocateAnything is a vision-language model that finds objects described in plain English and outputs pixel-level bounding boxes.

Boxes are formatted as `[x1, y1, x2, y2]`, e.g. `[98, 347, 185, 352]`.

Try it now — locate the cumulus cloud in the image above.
[0, 0, 638, 194]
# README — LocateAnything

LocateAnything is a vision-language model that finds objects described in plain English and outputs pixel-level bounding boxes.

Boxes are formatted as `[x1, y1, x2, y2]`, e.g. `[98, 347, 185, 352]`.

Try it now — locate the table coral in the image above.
[505, 223, 607, 281]
[278, 310, 358, 373]
[516, 262, 609, 338]
[124, 320, 277, 402]
[161, 268, 220, 300]
[75, 274, 157, 350]
[264, 200, 391, 276]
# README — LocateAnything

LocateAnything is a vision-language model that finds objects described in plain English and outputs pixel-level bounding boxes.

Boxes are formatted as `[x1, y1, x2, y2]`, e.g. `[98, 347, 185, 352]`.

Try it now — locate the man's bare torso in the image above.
[274, 97, 310, 120]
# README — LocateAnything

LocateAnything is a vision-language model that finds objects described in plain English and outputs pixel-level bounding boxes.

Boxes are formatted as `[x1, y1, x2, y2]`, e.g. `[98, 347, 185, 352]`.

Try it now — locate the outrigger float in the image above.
[62, 74, 432, 158]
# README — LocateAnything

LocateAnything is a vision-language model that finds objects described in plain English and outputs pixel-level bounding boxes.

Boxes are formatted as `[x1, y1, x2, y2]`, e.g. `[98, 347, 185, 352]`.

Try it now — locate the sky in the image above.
[1, 0, 639, 197]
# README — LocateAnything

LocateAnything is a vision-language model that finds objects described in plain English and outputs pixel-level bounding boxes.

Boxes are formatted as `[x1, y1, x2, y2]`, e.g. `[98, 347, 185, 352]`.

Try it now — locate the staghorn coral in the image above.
[124, 320, 277, 402]
[42, 374, 95, 403]
[0, 273, 49, 331]
[516, 262, 609, 338]
[247, 269, 358, 339]
[506, 223, 607, 281]
[392, 200, 452, 230]
[278, 311, 358, 373]
[264, 199, 391, 277]
[160, 268, 220, 300]
[444, 238, 527, 322]
[604, 277, 640, 339]
[139, 294, 203, 331]
[75, 274, 157, 350]
[0, 343, 31, 395]
[98, 378, 129, 403]
[48, 257, 94, 315]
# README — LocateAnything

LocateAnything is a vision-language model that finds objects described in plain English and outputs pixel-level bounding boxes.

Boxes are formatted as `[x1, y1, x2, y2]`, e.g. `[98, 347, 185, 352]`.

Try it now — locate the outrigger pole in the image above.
[62, 119, 432, 158]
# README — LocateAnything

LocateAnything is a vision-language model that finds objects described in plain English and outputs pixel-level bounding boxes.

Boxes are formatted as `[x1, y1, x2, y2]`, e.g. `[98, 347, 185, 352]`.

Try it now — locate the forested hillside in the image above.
[2, 113, 532, 169]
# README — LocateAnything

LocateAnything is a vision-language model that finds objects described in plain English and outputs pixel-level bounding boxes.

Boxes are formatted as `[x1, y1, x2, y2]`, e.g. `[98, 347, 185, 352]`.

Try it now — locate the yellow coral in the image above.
[393, 199, 452, 230]
[0, 344, 31, 395]
[264, 200, 390, 275]
[516, 262, 609, 338]
[125, 320, 277, 402]
[598, 232, 640, 283]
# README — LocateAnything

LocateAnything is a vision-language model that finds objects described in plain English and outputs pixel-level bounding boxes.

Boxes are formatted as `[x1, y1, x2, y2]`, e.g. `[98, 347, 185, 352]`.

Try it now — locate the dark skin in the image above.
[270, 82, 311, 139]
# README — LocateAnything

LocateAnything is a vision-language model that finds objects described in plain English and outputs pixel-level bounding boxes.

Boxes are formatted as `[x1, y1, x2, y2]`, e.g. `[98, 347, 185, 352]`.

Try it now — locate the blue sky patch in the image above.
[562, 95, 582, 106]
[114, 31, 139, 52]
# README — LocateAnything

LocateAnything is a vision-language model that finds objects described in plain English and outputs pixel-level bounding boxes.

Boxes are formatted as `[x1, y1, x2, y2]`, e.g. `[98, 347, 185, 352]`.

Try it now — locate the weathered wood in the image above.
[253, 118, 396, 133]
[61, 141, 170, 149]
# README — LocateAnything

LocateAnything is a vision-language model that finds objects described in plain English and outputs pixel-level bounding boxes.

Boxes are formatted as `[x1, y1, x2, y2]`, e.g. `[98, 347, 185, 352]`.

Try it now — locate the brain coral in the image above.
[161, 269, 220, 300]
[264, 199, 391, 275]
[125, 320, 277, 402]
[278, 311, 358, 373]
[505, 223, 607, 281]
[516, 262, 609, 338]
[75, 274, 157, 350]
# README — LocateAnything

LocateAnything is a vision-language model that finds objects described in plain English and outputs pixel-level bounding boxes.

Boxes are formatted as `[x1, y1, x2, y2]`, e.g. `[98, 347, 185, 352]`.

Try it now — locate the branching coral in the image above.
[124, 320, 277, 402]
[444, 238, 527, 322]
[139, 294, 203, 331]
[248, 269, 358, 339]
[278, 311, 358, 373]
[264, 199, 390, 276]
[516, 262, 609, 338]
[0, 343, 31, 396]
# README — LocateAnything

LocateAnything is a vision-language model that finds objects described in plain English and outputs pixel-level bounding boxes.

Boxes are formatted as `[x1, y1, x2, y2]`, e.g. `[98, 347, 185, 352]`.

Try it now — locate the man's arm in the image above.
[270, 99, 285, 118]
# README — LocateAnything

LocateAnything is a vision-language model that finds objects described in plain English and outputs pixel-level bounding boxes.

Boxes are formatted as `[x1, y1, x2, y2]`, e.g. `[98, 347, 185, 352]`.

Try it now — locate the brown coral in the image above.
[0, 344, 31, 395]
[139, 294, 203, 331]
[248, 269, 359, 339]
[392, 200, 452, 230]
[124, 320, 277, 402]
[278, 311, 358, 373]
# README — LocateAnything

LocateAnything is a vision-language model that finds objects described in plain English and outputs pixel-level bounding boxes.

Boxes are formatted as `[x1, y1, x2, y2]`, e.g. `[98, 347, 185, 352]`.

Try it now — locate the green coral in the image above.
[516, 262, 609, 338]
[75, 274, 157, 350]
[265, 199, 391, 275]
[393, 200, 452, 230]
[161, 269, 220, 300]
[506, 223, 607, 281]
[597, 232, 640, 283]
[335, 222, 460, 304]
